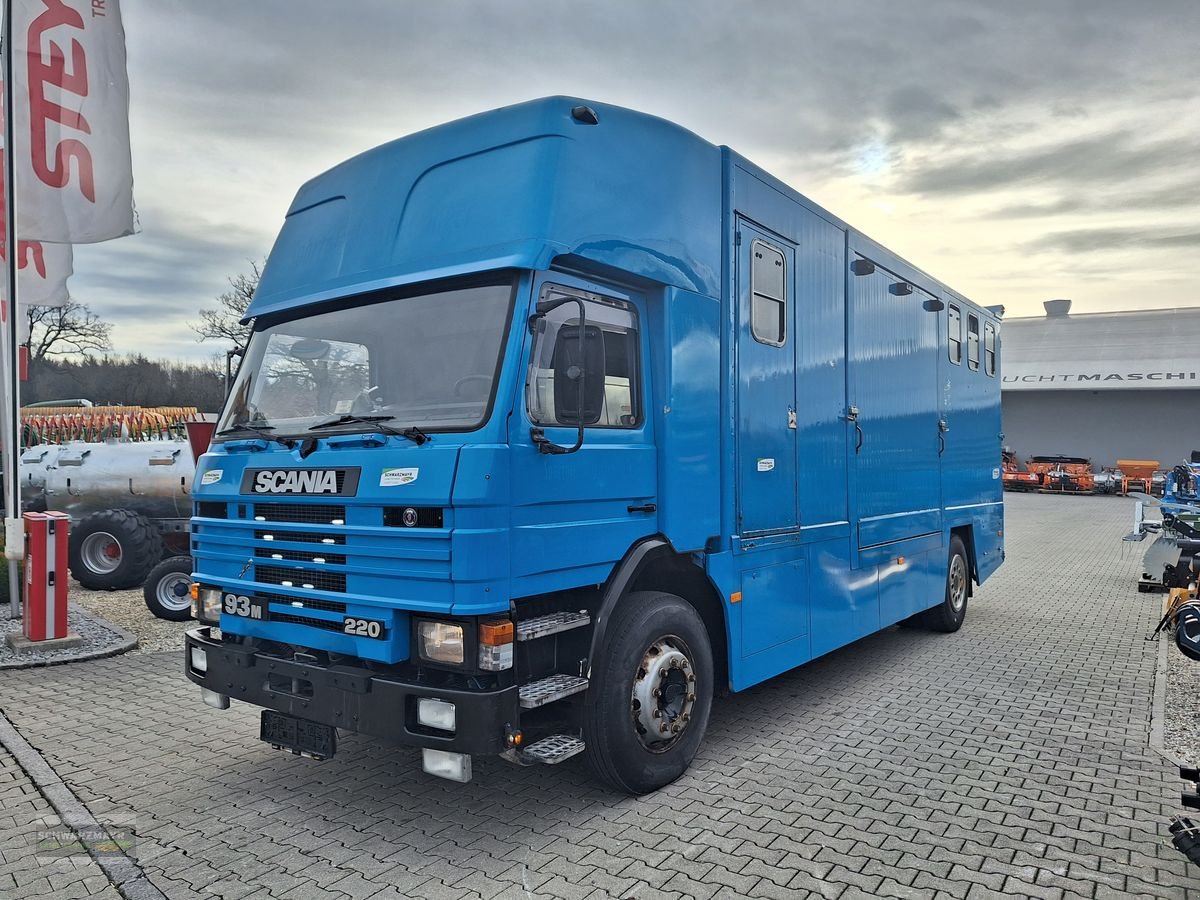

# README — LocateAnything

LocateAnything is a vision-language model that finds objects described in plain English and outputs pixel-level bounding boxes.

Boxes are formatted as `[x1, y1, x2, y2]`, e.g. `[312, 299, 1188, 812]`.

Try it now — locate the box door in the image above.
[736, 221, 798, 537]
[849, 258, 942, 547]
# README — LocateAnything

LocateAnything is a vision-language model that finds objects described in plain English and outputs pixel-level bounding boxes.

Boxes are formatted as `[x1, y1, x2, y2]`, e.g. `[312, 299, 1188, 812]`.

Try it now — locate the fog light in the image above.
[416, 621, 465, 665]
[189, 646, 208, 674]
[422, 749, 472, 783]
[201, 688, 229, 710]
[417, 698, 456, 732]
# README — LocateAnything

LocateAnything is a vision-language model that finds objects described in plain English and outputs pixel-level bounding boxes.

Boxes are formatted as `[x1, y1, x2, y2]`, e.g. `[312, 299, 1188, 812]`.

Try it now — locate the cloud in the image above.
[899, 131, 1197, 196]
[989, 182, 1200, 218]
[1027, 227, 1200, 254]
[53, 0, 1200, 362]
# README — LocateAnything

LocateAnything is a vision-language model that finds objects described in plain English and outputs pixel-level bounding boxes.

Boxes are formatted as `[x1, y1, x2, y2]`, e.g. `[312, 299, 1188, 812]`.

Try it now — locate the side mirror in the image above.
[552, 323, 605, 426]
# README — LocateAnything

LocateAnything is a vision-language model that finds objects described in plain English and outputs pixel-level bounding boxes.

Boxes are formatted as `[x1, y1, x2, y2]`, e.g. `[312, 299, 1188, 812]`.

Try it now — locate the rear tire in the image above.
[583, 591, 714, 795]
[143, 556, 194, 621]
[69, 509, 163, 590]
[919, 534, 970, 632]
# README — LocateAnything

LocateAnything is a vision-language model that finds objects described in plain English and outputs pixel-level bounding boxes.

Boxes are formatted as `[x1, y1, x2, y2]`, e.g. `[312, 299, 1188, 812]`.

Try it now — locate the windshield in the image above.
[218, 278, 514, 437]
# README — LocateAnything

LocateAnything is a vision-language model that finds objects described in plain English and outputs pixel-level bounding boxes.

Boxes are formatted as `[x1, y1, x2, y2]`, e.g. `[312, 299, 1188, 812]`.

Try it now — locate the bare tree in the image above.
[191, 262, 260, 348]
[25, 301, 114, 361]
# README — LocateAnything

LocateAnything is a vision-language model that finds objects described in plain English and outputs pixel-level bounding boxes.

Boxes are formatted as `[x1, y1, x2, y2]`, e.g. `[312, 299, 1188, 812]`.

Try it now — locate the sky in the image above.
[67, 0, 1200, 360]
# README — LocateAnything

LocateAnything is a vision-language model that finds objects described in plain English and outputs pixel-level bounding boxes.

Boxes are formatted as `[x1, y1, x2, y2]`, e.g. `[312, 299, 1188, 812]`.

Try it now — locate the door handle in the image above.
[627, 503, 657, 514]
[854, 422, 864, 454]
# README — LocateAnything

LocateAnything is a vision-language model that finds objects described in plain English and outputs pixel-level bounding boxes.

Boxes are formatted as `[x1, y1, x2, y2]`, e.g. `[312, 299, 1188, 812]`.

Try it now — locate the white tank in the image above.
[19, 439, 196, 521]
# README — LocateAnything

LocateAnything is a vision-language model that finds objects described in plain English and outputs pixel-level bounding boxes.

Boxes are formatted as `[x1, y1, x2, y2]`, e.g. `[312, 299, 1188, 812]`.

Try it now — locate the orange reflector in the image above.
[896, 557, 905, 566]
[190, 582, 200, 601]
[480, 621, 514, 646]
[730, 591, 742, 604]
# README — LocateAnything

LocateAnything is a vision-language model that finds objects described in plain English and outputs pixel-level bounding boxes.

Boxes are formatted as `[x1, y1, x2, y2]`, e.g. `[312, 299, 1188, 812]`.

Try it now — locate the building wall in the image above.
[1002, 389, 1200, 468]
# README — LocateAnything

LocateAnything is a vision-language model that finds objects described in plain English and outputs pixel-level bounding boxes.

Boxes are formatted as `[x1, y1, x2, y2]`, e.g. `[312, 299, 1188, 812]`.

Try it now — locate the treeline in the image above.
[25, 355, 227, 413]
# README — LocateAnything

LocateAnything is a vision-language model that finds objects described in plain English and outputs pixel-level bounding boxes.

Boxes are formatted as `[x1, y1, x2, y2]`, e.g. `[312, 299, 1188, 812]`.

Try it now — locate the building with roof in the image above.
[1001, 299, 1200, 470]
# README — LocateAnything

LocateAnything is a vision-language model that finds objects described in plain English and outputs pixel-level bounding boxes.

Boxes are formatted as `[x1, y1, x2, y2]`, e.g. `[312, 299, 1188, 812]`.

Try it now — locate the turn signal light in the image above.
[190, 582, 200, 601]
[478, 620, 513, 671]
[479, 621, 514, 646]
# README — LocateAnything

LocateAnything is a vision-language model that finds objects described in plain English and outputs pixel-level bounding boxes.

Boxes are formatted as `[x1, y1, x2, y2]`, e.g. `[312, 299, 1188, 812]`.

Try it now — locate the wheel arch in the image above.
[950, 523, 977, 594]
[588, 536, 729, 691]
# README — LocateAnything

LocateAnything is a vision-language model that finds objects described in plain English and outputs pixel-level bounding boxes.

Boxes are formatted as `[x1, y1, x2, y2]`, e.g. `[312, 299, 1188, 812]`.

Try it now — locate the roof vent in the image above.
[1043, 298, 1072, 317]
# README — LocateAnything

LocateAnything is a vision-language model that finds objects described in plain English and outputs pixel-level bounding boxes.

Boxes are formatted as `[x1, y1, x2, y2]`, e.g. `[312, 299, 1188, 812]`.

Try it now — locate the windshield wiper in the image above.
[216, 423, 295, 447]
[307, 414, 429, 446]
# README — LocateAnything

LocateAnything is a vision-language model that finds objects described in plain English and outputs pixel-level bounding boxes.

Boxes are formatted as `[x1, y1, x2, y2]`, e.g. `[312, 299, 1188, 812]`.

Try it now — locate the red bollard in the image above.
[22, 511, 70, 642]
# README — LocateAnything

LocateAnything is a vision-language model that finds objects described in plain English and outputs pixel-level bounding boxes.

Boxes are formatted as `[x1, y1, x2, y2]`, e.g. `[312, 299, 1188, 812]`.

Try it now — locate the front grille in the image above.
[261, 592, 347, 613]
[255, 547, 347, 565]
[255, 529, 345, 546]
[255, 564, 346, 593]
[253, 503, 346, 525]
[194, 501, 226, 518]
[269, 611, 389, 638]
[269, 612, 348, 633]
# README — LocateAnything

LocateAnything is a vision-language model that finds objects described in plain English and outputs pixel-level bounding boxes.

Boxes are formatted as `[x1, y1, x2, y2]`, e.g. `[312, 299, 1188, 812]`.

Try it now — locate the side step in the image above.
[522, 734, 585, 765]
[519, 674, 588, 709]
[516, 611, 590, 641]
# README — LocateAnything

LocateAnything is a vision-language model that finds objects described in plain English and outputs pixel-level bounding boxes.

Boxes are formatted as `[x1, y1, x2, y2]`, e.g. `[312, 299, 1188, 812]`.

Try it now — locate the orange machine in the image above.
[1026, 455, 1095, 493]
[1002, 450, 1040, 491]
[1117, 459, 1160, 496]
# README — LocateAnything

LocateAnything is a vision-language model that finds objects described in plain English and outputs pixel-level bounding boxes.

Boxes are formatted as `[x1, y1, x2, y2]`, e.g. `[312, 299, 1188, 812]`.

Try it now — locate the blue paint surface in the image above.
[194, 97, 1004, 688]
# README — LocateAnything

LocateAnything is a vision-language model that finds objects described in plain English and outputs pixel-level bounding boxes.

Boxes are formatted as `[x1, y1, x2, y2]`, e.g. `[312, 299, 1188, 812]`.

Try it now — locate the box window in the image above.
[750, 240, 786, 346]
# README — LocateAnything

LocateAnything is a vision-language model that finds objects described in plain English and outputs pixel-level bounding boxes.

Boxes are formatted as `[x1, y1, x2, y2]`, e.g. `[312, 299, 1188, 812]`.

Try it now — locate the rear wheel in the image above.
[143, 556, 194, 621]
[918, 534, 970, 632]
[69, 509, 162, 590]
[583, 591, 713, 795]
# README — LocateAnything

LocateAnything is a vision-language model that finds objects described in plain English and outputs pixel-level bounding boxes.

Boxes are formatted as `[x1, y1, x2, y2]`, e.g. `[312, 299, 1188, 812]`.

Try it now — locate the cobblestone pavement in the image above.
[0, 748, 122, 899]
[0, 493, 1195, 899]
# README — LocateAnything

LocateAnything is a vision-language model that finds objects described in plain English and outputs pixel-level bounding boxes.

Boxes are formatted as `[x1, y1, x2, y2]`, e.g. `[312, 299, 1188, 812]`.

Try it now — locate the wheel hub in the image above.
[949, 555, 967, 612]
[157, 572, 193, 611]
[81, 532, 123, 574]
[630, 637, 697, 751]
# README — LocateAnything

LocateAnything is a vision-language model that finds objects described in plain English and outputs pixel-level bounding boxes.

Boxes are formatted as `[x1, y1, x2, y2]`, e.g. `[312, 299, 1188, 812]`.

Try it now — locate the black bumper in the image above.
[184, 627, 518, 754]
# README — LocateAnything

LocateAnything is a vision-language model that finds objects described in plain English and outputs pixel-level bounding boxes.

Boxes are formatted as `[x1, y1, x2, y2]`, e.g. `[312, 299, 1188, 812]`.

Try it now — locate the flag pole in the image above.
[2, 0, 22, 619]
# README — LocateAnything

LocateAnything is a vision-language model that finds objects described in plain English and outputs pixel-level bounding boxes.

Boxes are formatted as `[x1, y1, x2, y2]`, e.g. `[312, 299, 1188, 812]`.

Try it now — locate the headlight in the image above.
[193, 587, 223, 625]
[416, 621, 465, 665]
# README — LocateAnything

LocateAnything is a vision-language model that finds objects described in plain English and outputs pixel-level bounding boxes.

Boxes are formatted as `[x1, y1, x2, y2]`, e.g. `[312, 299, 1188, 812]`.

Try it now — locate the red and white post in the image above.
[21, 511, 69, 642]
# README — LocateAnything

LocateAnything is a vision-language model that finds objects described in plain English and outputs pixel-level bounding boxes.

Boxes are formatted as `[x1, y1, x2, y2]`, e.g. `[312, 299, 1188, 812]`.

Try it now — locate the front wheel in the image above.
[583, 591, 714, 795]
[919, 535, 970, 632]
[143, 556, 195, 621]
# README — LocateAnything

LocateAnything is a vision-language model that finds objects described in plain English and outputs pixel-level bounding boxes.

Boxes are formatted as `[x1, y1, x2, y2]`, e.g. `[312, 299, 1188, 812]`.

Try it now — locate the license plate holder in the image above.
[260, 711, 336, 760]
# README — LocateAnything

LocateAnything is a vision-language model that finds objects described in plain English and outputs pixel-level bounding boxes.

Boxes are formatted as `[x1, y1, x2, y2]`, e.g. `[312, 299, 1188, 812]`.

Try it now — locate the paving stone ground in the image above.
[0, 747, 122, 899]
[0, 492, 1196, 899]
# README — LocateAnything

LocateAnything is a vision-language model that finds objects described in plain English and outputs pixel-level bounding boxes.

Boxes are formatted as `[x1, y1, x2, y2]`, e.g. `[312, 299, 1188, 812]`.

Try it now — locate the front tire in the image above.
[919, 534, 970, 632]
[69, 508, 163, 590]
[143, 556, 195, 621]
[583, 591, 713, 795]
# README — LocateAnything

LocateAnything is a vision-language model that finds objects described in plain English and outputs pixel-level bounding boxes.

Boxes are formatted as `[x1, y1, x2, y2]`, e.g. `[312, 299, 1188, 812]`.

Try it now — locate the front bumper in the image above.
[184, 627, 518, 754]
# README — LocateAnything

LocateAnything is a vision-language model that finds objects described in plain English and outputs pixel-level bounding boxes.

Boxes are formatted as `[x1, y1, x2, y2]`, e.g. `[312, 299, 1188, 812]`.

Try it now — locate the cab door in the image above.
[509, 276, 657, 597]
[735, 221, 798, 537]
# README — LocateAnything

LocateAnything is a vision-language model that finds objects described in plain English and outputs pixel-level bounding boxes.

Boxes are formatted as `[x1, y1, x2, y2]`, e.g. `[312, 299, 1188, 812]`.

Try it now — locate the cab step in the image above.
[519, 673, 588, 709]
[521, 734, 585, 765]
[516, 610, 590, 641]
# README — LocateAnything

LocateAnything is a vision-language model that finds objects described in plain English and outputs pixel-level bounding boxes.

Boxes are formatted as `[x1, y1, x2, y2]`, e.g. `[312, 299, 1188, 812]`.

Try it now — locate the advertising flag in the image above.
[12, 0, 135, 243]
[0, 82, 71, 306]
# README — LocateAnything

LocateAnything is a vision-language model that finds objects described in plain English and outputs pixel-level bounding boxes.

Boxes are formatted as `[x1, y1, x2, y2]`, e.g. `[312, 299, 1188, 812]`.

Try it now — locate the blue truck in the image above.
[185, 97, 1004, 794]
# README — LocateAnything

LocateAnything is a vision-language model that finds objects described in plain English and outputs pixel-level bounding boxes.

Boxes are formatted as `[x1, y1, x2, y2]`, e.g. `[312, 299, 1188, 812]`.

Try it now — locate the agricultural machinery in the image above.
[1126, 453, 1200, 593]
[11, 407, 213, 619]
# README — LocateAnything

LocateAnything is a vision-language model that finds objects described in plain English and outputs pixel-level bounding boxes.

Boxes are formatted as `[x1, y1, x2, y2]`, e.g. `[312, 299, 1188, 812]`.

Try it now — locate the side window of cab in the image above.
[526, 287, 642, 428]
